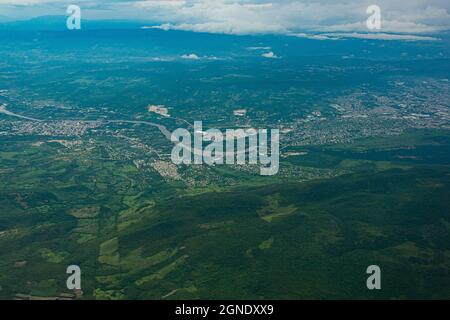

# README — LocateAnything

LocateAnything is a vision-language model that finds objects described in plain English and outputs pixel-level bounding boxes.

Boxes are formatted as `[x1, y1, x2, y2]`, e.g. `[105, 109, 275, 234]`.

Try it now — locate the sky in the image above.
[0, 0, 449, 38]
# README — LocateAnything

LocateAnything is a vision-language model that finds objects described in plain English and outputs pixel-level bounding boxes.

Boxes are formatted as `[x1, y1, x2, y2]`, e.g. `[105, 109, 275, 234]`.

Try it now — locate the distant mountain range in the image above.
[0, 15, 148, 30]
[0, 15, 13, 23]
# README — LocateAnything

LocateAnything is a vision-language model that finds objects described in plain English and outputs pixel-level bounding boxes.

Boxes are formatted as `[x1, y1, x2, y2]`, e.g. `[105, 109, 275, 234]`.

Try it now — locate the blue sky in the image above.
[1, 0, 449, 38]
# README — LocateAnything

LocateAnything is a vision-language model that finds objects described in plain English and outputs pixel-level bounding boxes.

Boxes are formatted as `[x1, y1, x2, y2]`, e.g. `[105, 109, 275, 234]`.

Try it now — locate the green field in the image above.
[0, 129, 449, 299]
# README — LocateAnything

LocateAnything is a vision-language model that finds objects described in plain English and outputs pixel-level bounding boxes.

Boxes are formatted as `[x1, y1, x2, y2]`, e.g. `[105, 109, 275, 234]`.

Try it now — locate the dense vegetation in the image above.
[0, 130, 448, 299]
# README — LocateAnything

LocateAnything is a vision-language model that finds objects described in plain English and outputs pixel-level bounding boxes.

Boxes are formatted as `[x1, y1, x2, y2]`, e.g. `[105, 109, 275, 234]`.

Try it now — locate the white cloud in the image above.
[293, 31, 438, 41]
[181, 53, 200, 60]
[314, 20, 446, 34]
[141, 0, 450, 37]
[134, 0, 186, 9]
[179, 53, 223, 60]
[247, 46, 272, 50]
[242, 3, 273, 9]
[261, 51, 279, 59]
[292, 33, 336, 40]
[147, 21, 285, 35]
[0, 0, 55, 4]
[1, 0, 450, 38]
[324, 32, 438, 41]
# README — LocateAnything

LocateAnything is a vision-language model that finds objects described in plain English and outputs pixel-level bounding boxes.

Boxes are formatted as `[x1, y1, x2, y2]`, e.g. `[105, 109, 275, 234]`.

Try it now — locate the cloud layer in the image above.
[1, 0, 449, 37]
